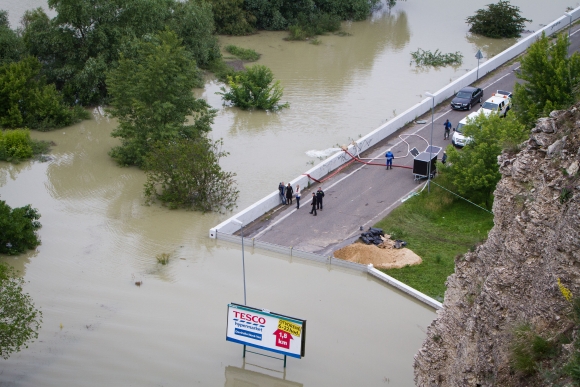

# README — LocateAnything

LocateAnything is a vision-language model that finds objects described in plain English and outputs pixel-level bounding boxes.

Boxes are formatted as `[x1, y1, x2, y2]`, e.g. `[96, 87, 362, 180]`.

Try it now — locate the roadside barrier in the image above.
[215, 230, 442, 309]
[210, 7, 580, 240]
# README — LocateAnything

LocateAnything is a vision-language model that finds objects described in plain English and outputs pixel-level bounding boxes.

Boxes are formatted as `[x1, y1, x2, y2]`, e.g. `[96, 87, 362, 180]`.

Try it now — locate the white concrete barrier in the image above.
[367, 265, 443, 310]
[210, 7, 580, 239]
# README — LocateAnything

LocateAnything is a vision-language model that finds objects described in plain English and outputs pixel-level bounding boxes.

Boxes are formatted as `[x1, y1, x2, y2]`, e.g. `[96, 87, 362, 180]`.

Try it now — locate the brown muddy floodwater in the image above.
[0, 0, 578, 385]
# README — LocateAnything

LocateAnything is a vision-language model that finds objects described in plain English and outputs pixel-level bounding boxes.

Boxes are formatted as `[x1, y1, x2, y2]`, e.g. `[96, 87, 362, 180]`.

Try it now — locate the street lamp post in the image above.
[475, 49, 483, 80]
[565, 12, 573, 39]
[565, 12, 573, 57]
[425, 92, 435, 193]
[232, 219, 247, 306]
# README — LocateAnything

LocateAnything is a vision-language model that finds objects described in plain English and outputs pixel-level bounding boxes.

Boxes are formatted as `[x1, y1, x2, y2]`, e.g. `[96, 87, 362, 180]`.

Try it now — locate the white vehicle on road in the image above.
[452, 112, 480, 147]
[478, 94, 511, 117]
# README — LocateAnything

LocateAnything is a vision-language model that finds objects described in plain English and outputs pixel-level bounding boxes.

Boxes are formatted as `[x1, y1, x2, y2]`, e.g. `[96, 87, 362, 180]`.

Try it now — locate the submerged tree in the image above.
[107, 29, 216, 167]
[466, 0, 531, 39]
[0, 200, 42, 255]
[143, 138, 239, 212]
[513, 32, 580, 128]
[0, 263, 43, 359]
[218, 65, 288, 110]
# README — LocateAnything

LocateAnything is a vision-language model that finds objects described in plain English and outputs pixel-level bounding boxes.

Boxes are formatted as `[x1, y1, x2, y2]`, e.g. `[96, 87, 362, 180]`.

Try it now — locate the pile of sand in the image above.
[333, 242, 422, 269]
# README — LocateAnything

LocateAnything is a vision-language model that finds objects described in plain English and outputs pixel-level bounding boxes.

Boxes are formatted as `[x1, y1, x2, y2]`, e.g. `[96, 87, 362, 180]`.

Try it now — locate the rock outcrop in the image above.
[414, 106, 580, 386]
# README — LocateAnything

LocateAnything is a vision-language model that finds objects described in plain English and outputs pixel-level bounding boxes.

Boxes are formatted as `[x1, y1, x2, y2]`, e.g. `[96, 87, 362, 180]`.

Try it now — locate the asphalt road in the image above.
[244, 25, 580, 256]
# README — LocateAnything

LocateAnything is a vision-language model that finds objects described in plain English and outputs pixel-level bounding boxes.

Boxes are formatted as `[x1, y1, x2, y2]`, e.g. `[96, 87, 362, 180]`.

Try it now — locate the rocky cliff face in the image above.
[414, 106, 580, 386]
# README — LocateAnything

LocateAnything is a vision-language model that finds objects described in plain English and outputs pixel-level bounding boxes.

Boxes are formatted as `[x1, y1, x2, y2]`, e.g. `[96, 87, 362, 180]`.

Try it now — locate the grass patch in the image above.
[373, 182, 494, 301]
[224, 45, 261, 62]
[156, 253, 170, 265]
[206, 58, 241, 83]
[411, 48, 463, 67]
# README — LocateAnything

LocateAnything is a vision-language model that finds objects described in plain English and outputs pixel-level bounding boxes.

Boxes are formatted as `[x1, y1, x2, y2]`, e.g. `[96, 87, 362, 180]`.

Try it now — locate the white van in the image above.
[478, 94, 511, 117]
[452, 112, 480, 147]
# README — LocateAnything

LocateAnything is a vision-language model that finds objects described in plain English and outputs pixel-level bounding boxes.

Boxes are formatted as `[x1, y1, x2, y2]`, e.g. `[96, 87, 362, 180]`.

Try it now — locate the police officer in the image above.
[309, 193, 317, 216]
[316, 187, 325, 210]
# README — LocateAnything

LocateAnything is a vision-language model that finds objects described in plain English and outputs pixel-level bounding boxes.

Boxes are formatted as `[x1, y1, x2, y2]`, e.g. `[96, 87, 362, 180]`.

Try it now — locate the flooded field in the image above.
[0, 0, 578, 385]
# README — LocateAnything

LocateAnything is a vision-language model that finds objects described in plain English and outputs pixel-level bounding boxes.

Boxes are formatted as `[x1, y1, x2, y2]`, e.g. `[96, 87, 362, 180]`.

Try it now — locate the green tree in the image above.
[22, 0, 219, 105]
[218, 65, 288, 110]
[208, 0, 256, 35]
[0, 262, 42, 359]
[107, 29, 216, 167]
[466, 0, 531, 39]
[0, 11, 24, 66]
[0, 200, 42, 255]
[512, 32, 580, 128]
[442, 113, 527, 208]
[0, 56, 88, 130]
[144, 138, 239, 212]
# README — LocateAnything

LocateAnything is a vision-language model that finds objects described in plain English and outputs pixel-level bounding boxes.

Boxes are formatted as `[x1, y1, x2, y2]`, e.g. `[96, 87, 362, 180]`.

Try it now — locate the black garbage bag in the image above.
[360, 236, 371, 245]
[368, 227, 384, 236]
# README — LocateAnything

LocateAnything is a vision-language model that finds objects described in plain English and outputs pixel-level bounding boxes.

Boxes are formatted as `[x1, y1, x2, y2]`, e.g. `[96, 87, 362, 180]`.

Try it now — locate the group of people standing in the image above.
[278, 182, 324, 216]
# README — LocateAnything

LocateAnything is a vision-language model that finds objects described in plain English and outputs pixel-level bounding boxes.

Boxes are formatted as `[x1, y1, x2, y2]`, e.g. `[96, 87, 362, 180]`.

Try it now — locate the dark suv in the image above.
[450, 86, 483, 111]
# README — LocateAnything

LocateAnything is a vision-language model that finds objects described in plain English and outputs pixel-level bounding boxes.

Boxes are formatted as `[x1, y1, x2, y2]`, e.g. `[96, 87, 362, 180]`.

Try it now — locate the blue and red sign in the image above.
[226, 303, 306, 359]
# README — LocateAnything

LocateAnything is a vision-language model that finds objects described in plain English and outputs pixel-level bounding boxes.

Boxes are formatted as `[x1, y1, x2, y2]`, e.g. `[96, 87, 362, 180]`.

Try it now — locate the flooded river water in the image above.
[0, 0, 578, 385]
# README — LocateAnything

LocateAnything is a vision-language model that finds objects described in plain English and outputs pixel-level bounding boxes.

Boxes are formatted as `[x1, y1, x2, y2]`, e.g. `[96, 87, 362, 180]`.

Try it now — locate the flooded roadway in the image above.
[1, 0, 578, 385]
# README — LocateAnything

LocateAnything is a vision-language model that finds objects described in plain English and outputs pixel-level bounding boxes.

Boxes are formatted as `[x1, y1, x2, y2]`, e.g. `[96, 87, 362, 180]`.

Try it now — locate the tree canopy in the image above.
[0, 200, 42, 255]
[218, 65, 288, 110]
[208, 0, 381, 35]
[0, 262, 42, 359]
[0, 11, 24, 66]
[107, 29, 216, 167]
[466, 0, 531, 39]
[442, 113, 527, 208]
[0, 56, 88, 130]
[512, 32, 580, 128]
[144, 138, 239, 212]
[22, 0, 219, 105]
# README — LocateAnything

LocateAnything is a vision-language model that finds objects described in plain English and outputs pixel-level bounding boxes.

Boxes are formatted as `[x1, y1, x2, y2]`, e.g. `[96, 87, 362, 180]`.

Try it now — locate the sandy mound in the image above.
[334, 242, 422, 269]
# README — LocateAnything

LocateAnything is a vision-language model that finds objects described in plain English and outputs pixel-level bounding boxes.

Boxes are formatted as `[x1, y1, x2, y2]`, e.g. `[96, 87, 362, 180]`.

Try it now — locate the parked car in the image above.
[452, 112, 480, 147]
[495, 90, 512, 98]
[450, 86, 484, 110]
[478, 94, 511, 117]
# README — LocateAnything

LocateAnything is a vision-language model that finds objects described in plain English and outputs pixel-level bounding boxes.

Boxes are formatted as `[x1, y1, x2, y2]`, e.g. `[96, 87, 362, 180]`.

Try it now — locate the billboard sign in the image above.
[226, 303, 306, 359]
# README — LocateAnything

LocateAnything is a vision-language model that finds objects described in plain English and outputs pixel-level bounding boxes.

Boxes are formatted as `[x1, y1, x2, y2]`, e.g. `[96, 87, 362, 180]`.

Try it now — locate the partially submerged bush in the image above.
[466, 0, 531, 39]
[217, 65, 288, 111]
[411, 48, 463, 67]
[225, 45, 260, 61]
[0, 200, 41, 255]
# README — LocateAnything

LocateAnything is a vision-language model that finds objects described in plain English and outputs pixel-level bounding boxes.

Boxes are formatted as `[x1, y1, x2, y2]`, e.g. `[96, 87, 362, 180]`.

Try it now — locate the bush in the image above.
[144, 138, 239, 212]
[0, 262, 42, 359]
[0, 57, 88, 130]
[217, 65, 288, 110]
[0, 129, 33, 161]
[0, 200, 41, 255]
[225, 45, 261, 61]
[510, 323, 557, 375]
[411, 48, 463, 67]
[466, 0, 531, 39]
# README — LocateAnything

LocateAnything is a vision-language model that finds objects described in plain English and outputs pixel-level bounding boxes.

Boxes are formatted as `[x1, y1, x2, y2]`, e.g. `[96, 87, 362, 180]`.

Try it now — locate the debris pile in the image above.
[359, 227, 407, 249]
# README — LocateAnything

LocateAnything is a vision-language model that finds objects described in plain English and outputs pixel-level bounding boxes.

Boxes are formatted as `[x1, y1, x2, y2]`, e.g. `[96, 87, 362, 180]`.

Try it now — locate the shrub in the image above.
[0, 262, 42, 359]
[0, 129, 33, 160]
[144, 138, 239, 213]
[466, 0, 531, 39]
[411, 49, 463, 67]
[224, 45, 260, 61]
[0, 200, 41, 255]
[510, 323, 557, 375]
[217, 64, 288, 110]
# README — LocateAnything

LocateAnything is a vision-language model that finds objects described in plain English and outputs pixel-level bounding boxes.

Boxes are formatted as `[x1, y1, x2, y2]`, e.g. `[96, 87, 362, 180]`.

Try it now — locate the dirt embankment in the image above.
[334, 242, 422, 269]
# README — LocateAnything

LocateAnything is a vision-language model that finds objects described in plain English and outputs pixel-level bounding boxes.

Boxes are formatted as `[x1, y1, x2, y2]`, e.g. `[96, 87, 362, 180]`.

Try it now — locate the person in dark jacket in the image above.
[309, 193, 317, 216]
[441, 151, 447, 164]
[385, 151, 394, 170]
[316, 187, 325, 210]
[444, 119, 452, 140]
[286, 183, 293, 205]
[278, 182, 286, 205]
